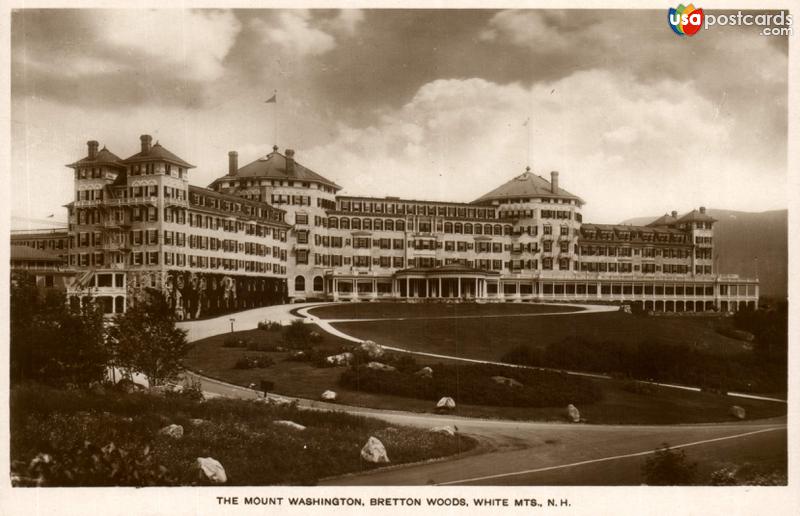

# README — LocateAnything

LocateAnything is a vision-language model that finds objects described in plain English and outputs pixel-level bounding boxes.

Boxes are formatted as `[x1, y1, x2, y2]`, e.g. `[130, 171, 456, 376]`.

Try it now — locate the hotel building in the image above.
[13, 135, 759, 316]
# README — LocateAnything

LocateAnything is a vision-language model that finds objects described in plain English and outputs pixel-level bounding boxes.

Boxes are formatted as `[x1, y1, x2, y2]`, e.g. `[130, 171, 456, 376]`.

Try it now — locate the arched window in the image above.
[494, 224, 502, 235]
[396, 220, 405, 231]
[294, 276, 305, 291]
[313, 276, 324, 291]
[352, 218, 361, 230]
[329, 217, 339, 229]
[363, 218, 372, 230]
[374, 219, 383, 231]
[444, 222, 453, 233]
[385, 219, 394, 231]
[464, 223, 473, 234]
[484, 224, 493, 235]
[341, 218, 350, 229]
[454, 222, 463, 234]
[474, 224, 482, 235]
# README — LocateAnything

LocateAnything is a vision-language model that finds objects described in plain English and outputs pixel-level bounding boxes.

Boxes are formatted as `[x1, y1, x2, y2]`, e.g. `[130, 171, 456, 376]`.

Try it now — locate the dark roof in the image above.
[472, 170, 583, 205]
[647, 213, 679, 227]
[212, 149, 341, 190]
[67, 147, 125, 168]
[10, 246, 66, 262]
[677, 209, 717, 224]
[124, 142, 195, 168]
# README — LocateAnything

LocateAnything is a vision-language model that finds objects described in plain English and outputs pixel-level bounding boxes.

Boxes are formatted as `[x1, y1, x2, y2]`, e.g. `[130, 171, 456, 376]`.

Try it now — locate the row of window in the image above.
[581, 230, 690, 244]
[579, 246, 691, 258]
[337, 199, 498, 219]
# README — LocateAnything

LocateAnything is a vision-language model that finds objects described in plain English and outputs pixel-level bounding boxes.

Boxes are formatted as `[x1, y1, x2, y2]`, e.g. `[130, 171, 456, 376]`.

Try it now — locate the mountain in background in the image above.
[622, 209, 787, 299]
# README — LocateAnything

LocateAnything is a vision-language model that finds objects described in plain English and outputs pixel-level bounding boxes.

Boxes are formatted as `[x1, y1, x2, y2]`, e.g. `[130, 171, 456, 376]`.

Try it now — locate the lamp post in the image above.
[229, 318, 235, 334]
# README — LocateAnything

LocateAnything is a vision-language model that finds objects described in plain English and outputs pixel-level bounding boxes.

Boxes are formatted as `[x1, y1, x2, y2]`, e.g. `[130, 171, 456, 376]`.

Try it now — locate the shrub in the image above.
[11, 440, 176, 487]
[282, 320, 314, 350]
[258, 321, 283, 332]
[642, 443, 697, 485]
[233, 355, 275, 370]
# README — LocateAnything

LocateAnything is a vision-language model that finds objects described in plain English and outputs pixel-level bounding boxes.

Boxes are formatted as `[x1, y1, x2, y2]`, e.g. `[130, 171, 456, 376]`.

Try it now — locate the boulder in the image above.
[429, 425, 457, 437]
[159, 424, 184, 439]
[360, 436, 390, 463]
[566, 404, 581, 423]
[437, 397, 456, 410]
[196, 457, 227, 483]
[326, 352, 354, 366]
[366, 361, 396, 372]
[492, 376, 523, 388]
[729, 405, 746, 420]
[359, 340, 385, 359]
[321, 390, 337, 401]
[273, 420, 307, 431]
[414, 366, 433, 378]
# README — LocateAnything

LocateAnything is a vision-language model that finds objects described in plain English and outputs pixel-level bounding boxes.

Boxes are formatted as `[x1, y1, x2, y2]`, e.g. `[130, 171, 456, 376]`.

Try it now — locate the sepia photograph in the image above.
[1, 1, 796, 514]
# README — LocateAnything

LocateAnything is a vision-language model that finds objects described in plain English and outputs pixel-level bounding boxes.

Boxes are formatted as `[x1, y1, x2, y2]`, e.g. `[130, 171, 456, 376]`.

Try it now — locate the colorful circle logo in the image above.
[668, 4, 704, 36]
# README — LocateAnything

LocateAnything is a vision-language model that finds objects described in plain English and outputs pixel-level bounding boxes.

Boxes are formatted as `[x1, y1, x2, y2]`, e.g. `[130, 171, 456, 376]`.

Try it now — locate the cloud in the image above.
[480, 10, 569, 53]
[301, 71, 783, 223]
[252, 10, 336, 57]
[95, 9, 241, 82]
[11, 9, 242, 107]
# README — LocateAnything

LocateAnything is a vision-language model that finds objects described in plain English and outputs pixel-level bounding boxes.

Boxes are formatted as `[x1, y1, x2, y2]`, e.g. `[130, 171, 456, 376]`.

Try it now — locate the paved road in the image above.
[177, 303, 787, 486]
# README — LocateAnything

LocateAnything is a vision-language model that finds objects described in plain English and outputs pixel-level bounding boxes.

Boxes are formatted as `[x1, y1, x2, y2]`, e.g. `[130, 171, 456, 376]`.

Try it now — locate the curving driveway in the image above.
[177, 302, 787, 486]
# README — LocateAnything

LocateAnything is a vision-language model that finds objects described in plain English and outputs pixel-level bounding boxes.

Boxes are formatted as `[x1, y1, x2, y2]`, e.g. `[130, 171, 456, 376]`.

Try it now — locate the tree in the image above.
[642, 443, 697, 485]
[10, 272, 109, 387]
[109, 290, 191, 386]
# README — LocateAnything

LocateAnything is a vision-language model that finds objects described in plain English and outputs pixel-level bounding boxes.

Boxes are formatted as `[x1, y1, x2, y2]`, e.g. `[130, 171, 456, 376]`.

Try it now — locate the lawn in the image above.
[329, 311, 752, 361]
[183, 327, 786, 424]
[10, 384, 475, 486]
[307, 301, 582, 319]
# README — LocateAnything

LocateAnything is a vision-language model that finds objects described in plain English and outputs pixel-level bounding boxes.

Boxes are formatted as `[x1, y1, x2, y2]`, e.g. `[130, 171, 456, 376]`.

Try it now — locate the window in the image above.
[296, 250, 308, 264]
[312, 276, 323, 291]
[296, 213, 308, 225]
[294, 276, 306, 291]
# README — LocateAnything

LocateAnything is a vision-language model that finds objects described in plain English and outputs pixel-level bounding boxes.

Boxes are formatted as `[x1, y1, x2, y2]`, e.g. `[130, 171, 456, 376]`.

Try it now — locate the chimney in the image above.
[550, 171, 559, 194]
[228, 151, 238, 176]
[87, 140, 99, 160]
[140, 134, 152, 154]
[285, 149, 295, 174]
[671, 210, 677, 219]
[699, 206, 706, 214]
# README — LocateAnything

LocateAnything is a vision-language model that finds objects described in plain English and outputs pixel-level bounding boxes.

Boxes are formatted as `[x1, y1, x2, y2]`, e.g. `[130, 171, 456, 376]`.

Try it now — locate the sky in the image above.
[9, 8, 789, 227]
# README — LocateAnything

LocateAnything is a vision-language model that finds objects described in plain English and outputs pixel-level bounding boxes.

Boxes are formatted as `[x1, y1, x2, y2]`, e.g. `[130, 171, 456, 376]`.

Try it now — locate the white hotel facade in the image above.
[17, 135, 759, 317]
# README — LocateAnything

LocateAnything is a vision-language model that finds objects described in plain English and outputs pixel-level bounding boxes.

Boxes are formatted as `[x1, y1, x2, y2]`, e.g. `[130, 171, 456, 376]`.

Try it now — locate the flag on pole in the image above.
[265, 93, 277, 103]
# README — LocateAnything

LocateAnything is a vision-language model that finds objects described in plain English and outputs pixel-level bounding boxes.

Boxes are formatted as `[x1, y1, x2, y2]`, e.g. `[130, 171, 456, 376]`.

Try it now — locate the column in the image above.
[475, 278, 478, 299]
[406, 277, 410, 298]
[332, 278, 339, 301]
[439, 277, 442, 298]
[458, 277, 462, 297]
[425, 279, 430, 298]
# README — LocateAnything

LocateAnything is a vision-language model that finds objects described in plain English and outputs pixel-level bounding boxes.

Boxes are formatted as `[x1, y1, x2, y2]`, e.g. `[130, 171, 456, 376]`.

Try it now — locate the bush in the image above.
[258, 321, 283, 332]
[339, 362, 601, 408]
[642, 443, 697, 485]
[233, 355, 275, 370]
[282, 320, 314, 350]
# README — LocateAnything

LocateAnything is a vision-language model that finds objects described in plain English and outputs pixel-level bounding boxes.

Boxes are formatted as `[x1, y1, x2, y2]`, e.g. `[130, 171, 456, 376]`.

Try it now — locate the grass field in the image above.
[326, 310, 751, 360]
[184, 326, 785, 424]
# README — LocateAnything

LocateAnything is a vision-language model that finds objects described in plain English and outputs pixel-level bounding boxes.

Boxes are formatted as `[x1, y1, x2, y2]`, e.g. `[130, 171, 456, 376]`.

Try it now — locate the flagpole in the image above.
[274, 90, 278, 149]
